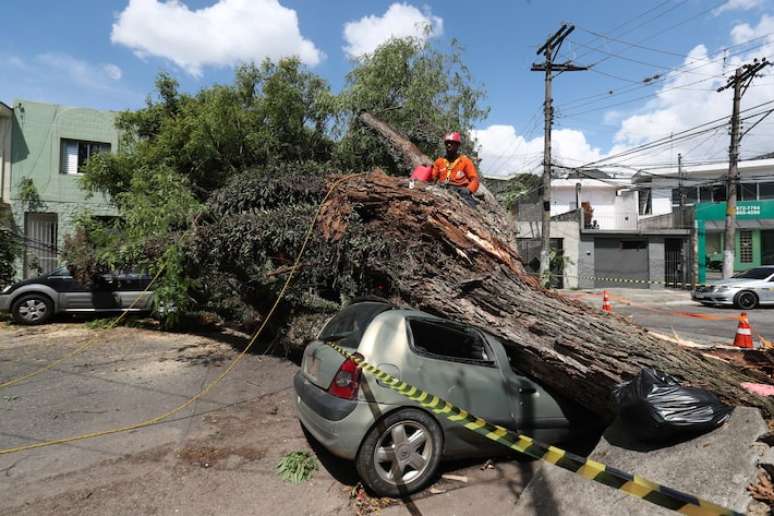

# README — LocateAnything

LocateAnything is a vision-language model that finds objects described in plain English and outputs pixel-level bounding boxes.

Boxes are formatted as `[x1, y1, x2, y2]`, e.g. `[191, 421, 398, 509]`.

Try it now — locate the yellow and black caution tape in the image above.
[326, 342, 741, 516]
[0, 175, 360, 457]
[535, 271, 774, 292]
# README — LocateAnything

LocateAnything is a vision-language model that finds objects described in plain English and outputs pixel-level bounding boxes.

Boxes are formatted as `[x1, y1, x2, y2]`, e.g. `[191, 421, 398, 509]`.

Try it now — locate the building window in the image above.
[671, 187, 699, 206]
[621, 240, 647, 250]
[760, 182, 774, 200]
[60, 139, 110, 175]
[737, 182, 758, 201]
[638, 190, 651, 215]
[740, 230, 753, 264]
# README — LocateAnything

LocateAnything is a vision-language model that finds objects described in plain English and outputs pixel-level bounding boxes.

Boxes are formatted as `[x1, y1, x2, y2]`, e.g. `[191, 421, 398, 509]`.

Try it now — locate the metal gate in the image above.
[763, 230, 774, 266]
[24, 212, 58, 278]
[664, 238, 687, 288]
[594, 239, 649, 289]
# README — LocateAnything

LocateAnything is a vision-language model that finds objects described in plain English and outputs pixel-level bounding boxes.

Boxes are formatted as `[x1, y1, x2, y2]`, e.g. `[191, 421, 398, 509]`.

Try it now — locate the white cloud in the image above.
[471, 124, 602, 178]
[476, 14, 774, 178]
[103, 63, 123, 81]
[36, 54, 125, 90]
[713, 0, 762, 16]
[1, 52, 142, 109]
[608, 20, 774, 167]
[111, 0, 322, 77]
[343, 3, 443, 59]
[731, 13, 774, 43]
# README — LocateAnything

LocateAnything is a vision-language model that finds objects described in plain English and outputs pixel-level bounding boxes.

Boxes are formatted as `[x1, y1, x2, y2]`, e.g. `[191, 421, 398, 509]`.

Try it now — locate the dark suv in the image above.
[0, 267, 153, 325]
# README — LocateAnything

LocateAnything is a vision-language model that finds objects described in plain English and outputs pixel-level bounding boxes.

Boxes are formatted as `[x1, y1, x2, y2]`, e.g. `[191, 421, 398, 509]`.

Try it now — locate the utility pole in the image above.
[677, 153, 684, 228]
[531, 24, 588, 286]
[717, 58, 771, 278]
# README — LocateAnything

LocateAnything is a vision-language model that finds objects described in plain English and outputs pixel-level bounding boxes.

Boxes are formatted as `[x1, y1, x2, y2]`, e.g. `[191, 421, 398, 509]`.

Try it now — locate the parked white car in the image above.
[691, 266, 774, 309]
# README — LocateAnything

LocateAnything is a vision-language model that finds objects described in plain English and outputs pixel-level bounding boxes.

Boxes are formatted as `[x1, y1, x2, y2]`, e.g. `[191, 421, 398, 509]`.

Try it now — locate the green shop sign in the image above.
[695, 200, 774, 220]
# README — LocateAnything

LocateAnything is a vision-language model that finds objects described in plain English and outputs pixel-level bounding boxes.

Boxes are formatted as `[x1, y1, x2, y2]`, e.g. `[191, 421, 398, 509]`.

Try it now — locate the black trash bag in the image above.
[612, 368, 733, 442]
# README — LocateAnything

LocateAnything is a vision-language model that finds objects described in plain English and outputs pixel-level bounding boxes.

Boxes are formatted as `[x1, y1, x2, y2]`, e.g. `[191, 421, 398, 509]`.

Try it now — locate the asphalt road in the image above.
[0, 322, 538, 516]
[0, 323, 358, 516]
[562, 288, 774, 346]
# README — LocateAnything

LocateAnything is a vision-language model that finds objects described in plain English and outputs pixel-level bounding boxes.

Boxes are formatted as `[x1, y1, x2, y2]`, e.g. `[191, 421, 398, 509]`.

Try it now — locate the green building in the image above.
[7, 100, 119, 278]
[696, 200, 774, 283]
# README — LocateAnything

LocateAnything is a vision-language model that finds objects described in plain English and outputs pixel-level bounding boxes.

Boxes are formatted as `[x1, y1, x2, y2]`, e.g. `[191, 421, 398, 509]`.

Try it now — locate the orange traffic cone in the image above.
[733, 312, 754, 349]
[602, 290, 612, 313]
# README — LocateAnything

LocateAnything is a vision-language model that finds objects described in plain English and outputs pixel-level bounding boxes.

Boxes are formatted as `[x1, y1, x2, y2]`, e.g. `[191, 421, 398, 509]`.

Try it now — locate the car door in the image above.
[90, 273, 121, 310]
[113, 272, 153, 310]
[46, 269, 93, 310]
[764, 273, 774, 303]
[403, 318, 517, 451]
[487, 335, 577, 440]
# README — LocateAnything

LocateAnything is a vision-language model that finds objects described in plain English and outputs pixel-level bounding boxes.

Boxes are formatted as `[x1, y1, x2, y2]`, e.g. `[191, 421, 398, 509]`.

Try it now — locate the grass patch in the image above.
[276, 450, 318, 484]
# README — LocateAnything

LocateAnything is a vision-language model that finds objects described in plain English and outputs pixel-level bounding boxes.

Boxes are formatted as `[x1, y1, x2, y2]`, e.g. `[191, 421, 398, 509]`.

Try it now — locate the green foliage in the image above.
[335, 38, 489, 173]
[81, 60, 336, 201]
[276, 451, 318, 484]
[500, 174, 543, 211]
[67, 43, 489, 328]
[0, 209, 21, 286]
[17, 177, 44, 212]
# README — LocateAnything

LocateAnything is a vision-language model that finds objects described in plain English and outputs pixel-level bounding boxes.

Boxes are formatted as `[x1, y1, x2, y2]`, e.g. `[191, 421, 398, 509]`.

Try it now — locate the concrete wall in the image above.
[10, 100, 119, 277]
[552, 184, 637, 230]
[578, 237, 595, 289]
[651, 188, 672, 216]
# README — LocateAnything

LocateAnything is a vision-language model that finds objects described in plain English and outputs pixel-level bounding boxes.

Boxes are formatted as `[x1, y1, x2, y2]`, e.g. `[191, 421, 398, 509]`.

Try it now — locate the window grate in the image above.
[740, 231, 753, 263]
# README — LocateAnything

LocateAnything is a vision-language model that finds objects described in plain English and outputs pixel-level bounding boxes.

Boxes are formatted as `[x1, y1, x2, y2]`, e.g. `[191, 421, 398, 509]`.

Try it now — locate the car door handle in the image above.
[519, 386, 537, 394]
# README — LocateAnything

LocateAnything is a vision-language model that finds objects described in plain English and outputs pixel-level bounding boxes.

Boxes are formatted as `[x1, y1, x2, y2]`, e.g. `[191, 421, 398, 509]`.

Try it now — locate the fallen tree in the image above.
[190, 114, 774, 420]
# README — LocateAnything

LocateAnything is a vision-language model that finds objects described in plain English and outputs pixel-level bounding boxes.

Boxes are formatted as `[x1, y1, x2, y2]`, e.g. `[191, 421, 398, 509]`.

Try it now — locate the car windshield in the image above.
[319, 302, 392, 348]
[50, 266, 71, 277]
[732, 268, 774, 280]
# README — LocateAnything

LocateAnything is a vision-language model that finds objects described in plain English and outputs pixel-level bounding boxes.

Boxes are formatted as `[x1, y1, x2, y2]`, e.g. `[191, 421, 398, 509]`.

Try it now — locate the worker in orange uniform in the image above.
[432, 132, 479, 207]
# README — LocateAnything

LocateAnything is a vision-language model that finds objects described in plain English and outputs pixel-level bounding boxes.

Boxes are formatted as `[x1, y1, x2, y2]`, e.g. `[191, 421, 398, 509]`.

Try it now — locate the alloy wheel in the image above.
[373, 420, 433, 485]
[737, 291, 758, 310]
[18, 299, 48, 322]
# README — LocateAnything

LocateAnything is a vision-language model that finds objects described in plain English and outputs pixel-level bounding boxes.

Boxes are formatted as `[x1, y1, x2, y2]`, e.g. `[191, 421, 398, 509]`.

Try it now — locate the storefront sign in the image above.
[695, 200, 774, 220]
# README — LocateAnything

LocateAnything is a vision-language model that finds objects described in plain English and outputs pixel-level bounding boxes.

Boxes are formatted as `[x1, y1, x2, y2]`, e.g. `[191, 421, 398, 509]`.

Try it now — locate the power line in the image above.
[574, 26, 714, 63]
[555, 32, 774, 113]
[572, 101, 774, 169]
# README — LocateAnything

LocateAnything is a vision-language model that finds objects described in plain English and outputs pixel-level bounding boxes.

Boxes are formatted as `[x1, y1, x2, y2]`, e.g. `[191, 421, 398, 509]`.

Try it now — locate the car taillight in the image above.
[328, 357, 362, 400]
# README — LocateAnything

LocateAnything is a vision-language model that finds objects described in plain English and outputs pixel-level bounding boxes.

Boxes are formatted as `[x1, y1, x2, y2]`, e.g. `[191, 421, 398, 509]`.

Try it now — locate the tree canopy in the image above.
[64, 38, 490, 326]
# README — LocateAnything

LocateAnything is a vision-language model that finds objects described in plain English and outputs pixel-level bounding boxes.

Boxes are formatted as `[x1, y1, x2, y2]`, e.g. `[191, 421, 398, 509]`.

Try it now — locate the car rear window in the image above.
[407, 319, 493, 365]
[319, 302, 392, 348]
[733, 268, 774, 280]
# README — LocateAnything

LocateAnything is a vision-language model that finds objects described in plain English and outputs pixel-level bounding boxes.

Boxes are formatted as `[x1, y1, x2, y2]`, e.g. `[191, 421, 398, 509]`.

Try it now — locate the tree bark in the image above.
[319, 170, 774, 420]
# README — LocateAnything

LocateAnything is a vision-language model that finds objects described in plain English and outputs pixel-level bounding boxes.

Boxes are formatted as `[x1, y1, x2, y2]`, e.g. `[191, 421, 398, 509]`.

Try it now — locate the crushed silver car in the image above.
[294, 299, 594, 496]
[691, 266, 774, 309]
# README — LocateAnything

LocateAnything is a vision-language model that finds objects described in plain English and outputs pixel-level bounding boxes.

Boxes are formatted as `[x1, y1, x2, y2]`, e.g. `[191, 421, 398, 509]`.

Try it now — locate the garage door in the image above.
[594, 239, 649, 289]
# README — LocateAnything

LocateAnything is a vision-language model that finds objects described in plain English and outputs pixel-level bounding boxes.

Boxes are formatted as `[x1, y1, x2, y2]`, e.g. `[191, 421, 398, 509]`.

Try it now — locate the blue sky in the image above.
[2, 0, 773, 177]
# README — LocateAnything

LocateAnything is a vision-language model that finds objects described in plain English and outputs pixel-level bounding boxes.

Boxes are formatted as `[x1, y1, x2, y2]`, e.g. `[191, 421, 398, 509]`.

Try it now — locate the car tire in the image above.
[356, 408, 443, 497]
[735, 291, 759, 310]
[11, 294, 54, 325]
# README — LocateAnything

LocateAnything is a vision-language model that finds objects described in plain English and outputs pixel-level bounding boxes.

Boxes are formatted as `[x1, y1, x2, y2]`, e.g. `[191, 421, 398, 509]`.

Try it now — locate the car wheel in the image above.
[356, 408, 443, 497]
[735, 291, 759, 310]
[11, 294, 54, 325]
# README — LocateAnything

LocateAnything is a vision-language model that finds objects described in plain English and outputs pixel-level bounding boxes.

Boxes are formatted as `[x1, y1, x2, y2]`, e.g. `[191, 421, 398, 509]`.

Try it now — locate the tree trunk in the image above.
[319, 170, 774, 420]
[322, 112, 774, 420]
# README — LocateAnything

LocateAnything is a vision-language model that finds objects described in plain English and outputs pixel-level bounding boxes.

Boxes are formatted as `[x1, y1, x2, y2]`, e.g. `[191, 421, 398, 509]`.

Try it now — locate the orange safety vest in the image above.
[431, 155, 480, 193]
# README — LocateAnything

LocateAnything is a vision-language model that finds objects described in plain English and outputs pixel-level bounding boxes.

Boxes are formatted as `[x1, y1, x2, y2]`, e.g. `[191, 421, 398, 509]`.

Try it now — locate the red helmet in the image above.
[443, 131, 462, 143]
